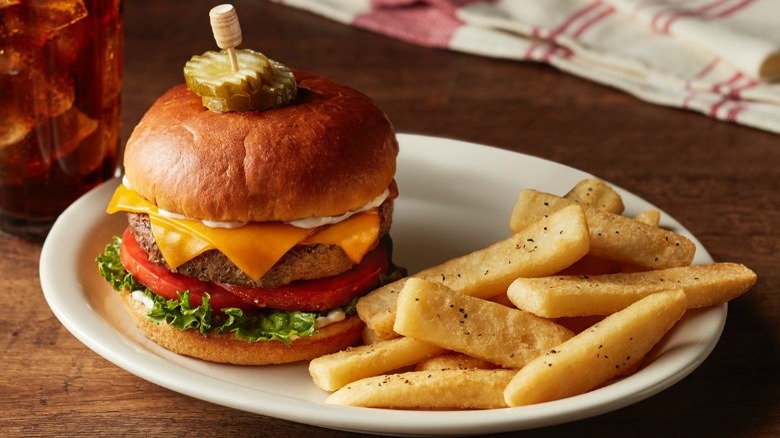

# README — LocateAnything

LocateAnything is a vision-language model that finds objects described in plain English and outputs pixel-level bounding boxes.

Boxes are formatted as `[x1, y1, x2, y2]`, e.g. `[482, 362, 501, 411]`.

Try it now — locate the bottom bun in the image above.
[120, 291, 364, 365]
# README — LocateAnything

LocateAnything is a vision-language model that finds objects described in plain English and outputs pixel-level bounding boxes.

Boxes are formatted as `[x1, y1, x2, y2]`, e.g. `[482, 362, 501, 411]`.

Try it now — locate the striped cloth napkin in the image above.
[274, 0, 780, 135]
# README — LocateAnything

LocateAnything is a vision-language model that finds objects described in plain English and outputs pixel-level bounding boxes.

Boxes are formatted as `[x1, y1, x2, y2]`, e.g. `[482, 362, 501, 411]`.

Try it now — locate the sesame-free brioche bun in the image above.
[120, 290, 364, 365]
[123, 71, 398, 222]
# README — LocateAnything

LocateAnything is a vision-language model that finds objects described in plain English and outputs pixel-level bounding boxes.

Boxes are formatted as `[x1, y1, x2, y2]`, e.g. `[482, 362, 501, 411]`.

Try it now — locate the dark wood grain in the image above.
[2, 1, 778, 436]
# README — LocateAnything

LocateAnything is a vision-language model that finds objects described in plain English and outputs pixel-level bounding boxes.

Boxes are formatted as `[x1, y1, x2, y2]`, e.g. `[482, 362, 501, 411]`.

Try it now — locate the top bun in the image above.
[123, 71, 398, 222]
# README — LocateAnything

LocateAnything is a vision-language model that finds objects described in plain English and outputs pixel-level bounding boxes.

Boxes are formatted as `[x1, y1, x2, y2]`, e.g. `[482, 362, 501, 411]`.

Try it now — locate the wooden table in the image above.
[3, 1, 778, 436]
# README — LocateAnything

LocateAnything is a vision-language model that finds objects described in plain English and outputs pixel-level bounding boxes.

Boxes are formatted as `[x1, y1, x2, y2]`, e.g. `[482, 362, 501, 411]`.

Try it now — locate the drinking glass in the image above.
[0, 0, 123, 239]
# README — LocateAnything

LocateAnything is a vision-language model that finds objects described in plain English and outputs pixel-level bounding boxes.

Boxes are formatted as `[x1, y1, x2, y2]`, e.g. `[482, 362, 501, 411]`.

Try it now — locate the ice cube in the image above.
[0, 0, 21, 8]
[0, 3, 23, 39]
[28, 0, 88, 42]
[51, 106, 99, 160]
[0, 46, 24, 75]
[0, 106, 97, 185]
[27, 65, 76, 118]
[51, 10, 90, 66]
[0, 104, 34, 151]
[56, 106, 112, 176]
[3, 38, 76, 119]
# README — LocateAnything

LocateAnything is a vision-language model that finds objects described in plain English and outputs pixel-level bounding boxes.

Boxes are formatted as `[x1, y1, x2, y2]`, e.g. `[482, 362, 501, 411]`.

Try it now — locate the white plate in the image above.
[41, 134, 724, 436]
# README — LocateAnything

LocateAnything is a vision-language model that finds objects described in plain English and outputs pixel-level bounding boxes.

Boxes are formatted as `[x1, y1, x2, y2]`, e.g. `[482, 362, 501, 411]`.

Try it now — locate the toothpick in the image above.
[209, 4, 242, 72]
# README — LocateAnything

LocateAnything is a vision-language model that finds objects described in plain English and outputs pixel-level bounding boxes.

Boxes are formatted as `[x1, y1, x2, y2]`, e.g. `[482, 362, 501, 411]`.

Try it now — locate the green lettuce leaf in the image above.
[96, 237, 357, 345]
[97, 236, 144, 292]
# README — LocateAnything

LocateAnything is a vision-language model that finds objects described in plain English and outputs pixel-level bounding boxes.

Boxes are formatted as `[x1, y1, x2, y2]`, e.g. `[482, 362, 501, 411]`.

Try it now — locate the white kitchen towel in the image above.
[274, 0, 780, 135]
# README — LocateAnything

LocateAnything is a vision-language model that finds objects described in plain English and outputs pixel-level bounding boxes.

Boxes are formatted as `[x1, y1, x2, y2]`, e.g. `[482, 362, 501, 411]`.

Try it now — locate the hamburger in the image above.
[97, 71, 402, 365]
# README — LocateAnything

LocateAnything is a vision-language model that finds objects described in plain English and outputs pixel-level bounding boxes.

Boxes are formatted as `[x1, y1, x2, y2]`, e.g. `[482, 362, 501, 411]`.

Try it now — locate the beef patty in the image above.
[127, 199, 394, 289]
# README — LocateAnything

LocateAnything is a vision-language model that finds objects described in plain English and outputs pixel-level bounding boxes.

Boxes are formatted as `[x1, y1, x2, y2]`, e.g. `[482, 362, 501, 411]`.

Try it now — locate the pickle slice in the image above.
[183, 49, 297, 112]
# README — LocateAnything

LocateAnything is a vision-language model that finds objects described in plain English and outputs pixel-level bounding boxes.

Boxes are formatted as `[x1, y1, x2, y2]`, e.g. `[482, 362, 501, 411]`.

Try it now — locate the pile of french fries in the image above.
[309, 179, 757, 410]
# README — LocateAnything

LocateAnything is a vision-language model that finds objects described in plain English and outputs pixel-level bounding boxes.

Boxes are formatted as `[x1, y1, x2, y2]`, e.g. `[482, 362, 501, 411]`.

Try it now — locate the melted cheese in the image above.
[303, 212, 380, 263]
[106, 184, 380, 281]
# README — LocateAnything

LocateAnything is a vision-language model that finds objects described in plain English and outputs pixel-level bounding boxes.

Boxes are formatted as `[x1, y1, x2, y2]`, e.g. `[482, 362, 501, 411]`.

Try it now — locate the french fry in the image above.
[503, 289, 687, 407]
[564, 178, 624, 214]
[414, 352, 498, 372]
[357, 204, 590, 339]
[309, 337, 444, 391]
[507, 262, 757, 318]
[634, 209, 661, 227]
[616, 356, 645, 377]
[361, 324, 385, 345]
[356, 279, 409, 341]
[510, 189, 696, 270]
[393, 278, 574, 369]
[326, 369, 516, 409]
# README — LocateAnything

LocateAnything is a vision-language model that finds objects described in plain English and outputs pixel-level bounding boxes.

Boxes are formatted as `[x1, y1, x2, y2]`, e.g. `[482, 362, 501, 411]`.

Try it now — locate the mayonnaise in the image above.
[131, 290, 154, 310]
[316, 309, 346, 329]
[157, 207, 247, 229]
[288, 188, 389, 229]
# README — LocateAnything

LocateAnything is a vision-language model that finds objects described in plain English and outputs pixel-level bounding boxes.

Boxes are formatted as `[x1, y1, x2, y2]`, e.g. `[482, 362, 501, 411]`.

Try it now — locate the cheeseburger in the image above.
[97, 69, 401, 365]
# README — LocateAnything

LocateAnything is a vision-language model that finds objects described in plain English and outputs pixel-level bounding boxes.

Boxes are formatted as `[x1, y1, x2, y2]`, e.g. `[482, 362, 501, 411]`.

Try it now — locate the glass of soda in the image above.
[0, 0, 123, 239]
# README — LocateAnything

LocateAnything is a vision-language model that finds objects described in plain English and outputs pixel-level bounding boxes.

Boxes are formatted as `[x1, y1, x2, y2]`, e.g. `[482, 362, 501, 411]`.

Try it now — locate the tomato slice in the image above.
[119, 227, 389, 312]
[219, 243, 389, 312]
[120, 227, 252, 311]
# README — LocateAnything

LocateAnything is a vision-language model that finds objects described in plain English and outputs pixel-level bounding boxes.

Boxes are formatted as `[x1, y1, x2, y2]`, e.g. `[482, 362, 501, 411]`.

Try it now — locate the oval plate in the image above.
[40, 134, 724, 436]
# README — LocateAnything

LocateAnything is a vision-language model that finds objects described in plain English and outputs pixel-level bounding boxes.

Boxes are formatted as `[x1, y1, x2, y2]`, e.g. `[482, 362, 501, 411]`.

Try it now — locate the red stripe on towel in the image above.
[525, 1, 602, 61]
[658, 0, 756, 34]
[662, 0, 734, 33]
[707, 0, 756, 18]
[708, 76, 758, 118]
[356, 0, 489, 48]
[682, 58, 719, 108]
[570, 5, 615, 38]
[542, 4, 615, 62]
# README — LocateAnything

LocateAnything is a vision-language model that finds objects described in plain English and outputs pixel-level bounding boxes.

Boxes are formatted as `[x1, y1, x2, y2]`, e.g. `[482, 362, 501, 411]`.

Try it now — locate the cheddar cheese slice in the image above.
[304, 212, 380, 263]
[107, 184, 380, 281]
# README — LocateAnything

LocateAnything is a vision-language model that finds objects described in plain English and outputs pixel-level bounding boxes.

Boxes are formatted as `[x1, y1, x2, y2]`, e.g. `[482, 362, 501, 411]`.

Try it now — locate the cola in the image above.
[0, 0, 123, 238]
